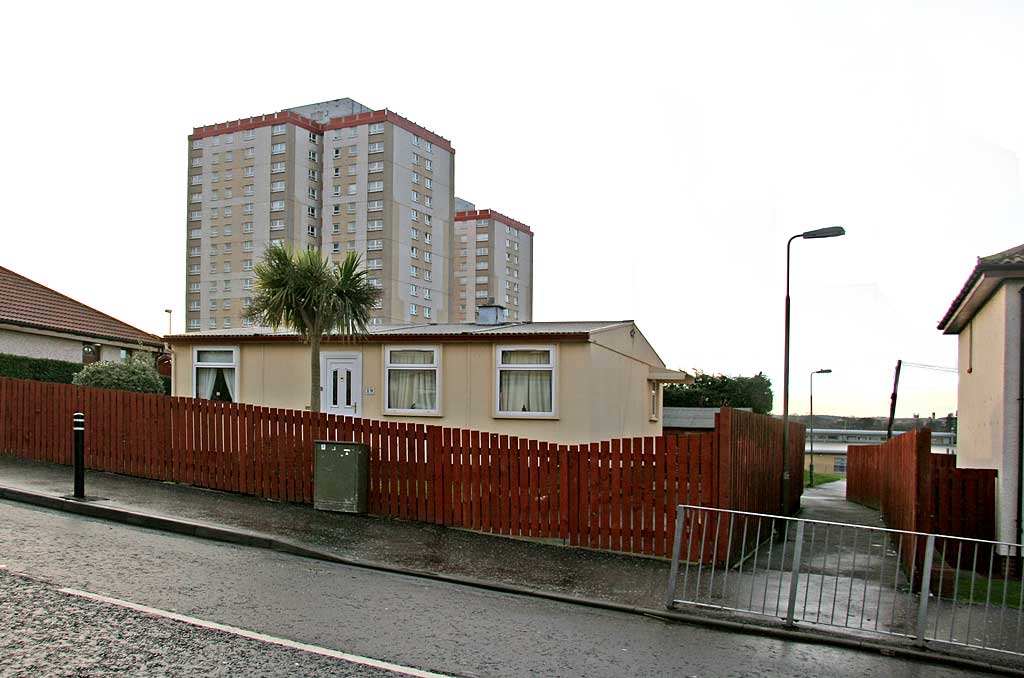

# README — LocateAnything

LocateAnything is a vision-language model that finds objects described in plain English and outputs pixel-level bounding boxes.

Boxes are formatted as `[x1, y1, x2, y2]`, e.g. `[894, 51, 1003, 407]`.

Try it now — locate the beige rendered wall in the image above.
[589, 323, 666, 368]
[955, 281, 1024, 545]
[957, 285, 1008, 470]
[171, 338, 660, 444]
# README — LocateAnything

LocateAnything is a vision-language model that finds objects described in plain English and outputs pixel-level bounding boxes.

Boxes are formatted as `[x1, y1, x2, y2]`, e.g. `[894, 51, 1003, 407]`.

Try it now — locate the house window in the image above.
[369, 142, 384, 154]
[649, 382, 660, 421]
[194, 348, 238, 403]
[384, 347, 439, 414]
[369, 122, 385, 134]
[496, 346, 555, 416]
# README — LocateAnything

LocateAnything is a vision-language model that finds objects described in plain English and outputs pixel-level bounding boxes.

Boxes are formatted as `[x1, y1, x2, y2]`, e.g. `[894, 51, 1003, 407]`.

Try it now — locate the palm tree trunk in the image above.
[310, 331, 321, 413]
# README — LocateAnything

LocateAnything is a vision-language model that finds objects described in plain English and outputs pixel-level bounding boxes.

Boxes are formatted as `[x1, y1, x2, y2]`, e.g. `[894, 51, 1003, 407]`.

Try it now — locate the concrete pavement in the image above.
[1, 455, 1021, 675]
[0, 499, 1003, 678]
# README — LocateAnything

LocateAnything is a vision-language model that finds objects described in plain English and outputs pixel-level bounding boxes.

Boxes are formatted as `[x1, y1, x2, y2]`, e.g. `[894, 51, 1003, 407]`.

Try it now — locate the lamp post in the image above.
[808, 368, 832, 488]
[164, 309, 172, 335]
[781, 226, 845, 514]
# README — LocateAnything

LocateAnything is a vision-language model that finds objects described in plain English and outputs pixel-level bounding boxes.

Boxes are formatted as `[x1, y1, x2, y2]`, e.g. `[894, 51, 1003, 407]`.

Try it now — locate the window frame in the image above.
[383, 345, 441, 416]
[192, 346, 239, 403]
[494, 344, 558, 419]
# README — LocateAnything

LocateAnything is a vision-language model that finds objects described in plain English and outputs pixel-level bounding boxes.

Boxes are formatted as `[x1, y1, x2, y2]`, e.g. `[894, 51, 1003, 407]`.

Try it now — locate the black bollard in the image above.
[73, 412, 85, 499]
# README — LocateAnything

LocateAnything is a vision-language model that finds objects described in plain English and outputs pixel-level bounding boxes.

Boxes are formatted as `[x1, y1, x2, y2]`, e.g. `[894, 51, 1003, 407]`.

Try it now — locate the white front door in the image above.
[321, 352, 362, 417]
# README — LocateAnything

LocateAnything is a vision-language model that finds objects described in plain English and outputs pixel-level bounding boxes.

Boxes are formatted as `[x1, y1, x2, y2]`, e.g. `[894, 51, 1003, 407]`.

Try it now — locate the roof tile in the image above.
[0, 266, 162, 347]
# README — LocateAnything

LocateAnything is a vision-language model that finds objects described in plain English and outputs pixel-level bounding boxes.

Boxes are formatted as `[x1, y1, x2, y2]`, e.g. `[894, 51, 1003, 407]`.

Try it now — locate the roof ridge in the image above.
[980, 242, 1024, 265]
[0, 265, 161, 344]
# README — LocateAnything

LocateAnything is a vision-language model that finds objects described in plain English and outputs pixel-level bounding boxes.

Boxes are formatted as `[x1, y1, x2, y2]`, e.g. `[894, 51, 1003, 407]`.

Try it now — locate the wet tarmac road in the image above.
[0, 500, 994, 677]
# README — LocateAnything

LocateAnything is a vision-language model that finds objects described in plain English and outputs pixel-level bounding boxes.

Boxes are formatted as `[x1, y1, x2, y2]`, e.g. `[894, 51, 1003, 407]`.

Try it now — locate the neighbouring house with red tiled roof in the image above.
[0, 265, 163, 365]
[938, 242, 1024, 549]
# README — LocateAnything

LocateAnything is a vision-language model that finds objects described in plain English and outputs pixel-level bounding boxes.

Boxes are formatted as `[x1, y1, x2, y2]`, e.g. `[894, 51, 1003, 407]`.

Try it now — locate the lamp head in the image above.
[802, 226, 845, 239]
[815, 369, 833, 374]
[164, 309, 172, 314]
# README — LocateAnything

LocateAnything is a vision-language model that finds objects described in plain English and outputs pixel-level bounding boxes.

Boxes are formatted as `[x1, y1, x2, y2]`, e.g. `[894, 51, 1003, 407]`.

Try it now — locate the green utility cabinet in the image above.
[314, 441, 369, 513]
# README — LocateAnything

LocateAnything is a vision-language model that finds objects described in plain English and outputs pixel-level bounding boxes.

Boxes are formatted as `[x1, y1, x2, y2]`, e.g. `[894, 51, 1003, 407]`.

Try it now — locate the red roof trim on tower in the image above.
[189, 111, 321, 141]
[455, 209, 533, 236]
[322, 110, 454, 154]
[188, 108, 454, 154]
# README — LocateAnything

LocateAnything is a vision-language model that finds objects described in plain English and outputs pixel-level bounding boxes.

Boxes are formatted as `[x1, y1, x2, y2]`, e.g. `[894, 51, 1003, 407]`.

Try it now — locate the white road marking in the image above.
[58, 587, 455, 678]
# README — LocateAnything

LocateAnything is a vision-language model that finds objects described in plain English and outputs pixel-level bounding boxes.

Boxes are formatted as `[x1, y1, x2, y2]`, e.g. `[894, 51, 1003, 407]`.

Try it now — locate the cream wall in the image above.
[0, 328, 83, 362]
[171, 332, 663, 444]
[955, 281, 1024, 545]
[0, 327, 153, 364]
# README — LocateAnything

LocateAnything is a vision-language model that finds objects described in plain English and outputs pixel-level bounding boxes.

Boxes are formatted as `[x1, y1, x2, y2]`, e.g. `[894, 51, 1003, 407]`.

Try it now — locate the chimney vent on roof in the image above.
[476, 300, 508, 325]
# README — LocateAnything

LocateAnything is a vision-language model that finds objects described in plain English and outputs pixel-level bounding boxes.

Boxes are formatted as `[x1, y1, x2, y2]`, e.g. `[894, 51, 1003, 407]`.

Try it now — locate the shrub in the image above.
[0, 352, 83, 383]
[72, 352, 164, 394]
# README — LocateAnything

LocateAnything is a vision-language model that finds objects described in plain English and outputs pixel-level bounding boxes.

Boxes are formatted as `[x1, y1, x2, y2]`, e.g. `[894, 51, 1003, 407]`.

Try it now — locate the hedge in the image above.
[0, 352, 84, 384]
[72, 352, 164, 394]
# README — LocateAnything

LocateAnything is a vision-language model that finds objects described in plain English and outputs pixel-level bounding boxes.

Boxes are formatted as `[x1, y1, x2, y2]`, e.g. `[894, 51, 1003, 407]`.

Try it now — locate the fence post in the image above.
[666, 505, 686, 609]
[72, 412, 85, 499]
[915, 533, 935, 645]
[785, 520, 805, 626]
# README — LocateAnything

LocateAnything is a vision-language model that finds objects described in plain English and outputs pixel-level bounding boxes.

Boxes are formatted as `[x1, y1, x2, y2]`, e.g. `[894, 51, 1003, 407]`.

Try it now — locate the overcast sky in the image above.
[2, 1, 1021, 418]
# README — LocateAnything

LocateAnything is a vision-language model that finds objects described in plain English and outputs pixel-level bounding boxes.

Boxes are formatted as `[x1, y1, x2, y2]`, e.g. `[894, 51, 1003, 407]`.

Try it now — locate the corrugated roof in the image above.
[0, 266, 162, 348]
[168, 320, 634, 342]
[938, 242, 1024, 331]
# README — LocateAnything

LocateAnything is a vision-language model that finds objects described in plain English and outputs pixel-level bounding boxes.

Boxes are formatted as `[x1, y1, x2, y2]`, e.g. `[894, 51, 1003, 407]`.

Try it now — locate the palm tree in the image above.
[246, 246, 380, 412]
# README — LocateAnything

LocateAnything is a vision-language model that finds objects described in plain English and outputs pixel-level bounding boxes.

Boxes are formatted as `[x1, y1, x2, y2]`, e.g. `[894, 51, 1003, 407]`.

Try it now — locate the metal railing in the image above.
[666, 505, 1024, 656]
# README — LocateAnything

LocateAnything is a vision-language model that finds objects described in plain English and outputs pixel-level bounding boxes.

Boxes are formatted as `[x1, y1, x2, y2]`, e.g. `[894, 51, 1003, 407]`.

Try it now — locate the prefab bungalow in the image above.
[167, 317, 691, 444]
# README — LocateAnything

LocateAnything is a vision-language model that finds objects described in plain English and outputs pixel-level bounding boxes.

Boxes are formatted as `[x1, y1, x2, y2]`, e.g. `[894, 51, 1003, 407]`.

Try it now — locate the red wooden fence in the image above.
[846, 430, 998, 580]
[0, 376, 801, 560]
[846, 429, 995, 540]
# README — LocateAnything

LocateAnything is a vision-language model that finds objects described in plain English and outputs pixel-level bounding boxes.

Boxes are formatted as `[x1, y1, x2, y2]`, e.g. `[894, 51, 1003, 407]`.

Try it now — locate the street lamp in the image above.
[164, 309, 172, 335]
[808, 368, 832, 488]
[781, 226, 845, 513]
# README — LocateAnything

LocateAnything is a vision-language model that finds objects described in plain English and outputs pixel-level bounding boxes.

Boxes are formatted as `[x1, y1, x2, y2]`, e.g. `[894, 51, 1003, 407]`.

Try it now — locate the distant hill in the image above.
[787, 413, 956, 433]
